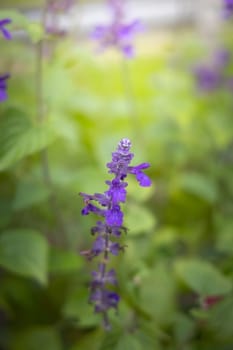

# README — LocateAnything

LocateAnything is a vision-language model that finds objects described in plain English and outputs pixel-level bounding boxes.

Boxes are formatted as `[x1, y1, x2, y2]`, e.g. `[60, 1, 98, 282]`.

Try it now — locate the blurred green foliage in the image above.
[0, 7, 233, 350]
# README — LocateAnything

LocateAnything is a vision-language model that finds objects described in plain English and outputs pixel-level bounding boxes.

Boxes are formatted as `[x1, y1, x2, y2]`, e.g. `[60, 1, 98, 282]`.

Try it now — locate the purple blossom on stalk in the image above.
[0, 74, 10, 103]
[0, 18, 12, 40]
[80, 138, 151, 329]
[91, 0, 143, 58]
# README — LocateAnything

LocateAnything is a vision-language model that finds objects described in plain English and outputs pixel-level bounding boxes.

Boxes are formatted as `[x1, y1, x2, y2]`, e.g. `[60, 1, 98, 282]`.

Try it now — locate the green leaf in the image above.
[0, 111, 56, 171]
[140, 262, 176, 325]
[176, 259, 232, 297]
[125, 203, 156, 235]
[11, 327, 62, 350]
[13, 180, 51, 211]
[178, 172, 218, 203]
[62, 287, 100, 327]
[71, 329, 104, 350]
[0, 229, 49, 285]
[27, 22, 44, 43]
[208, 296, 233, 340]
[174, 313, 196, 344]
[49, 247, 82, 274]
[115, 334, 143, 350]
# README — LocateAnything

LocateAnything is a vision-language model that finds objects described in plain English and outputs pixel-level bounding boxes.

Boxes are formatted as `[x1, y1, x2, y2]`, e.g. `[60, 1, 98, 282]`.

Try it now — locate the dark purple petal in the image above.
[92, 236, 105, 256]
[90, 289, 120, 313]
[0, 74, 10, 103]
[106, 179, 127, 203]
[0, 19, 12, 40]
[81, 203, 105, 216]
[106, 205, 123, 226]
[135, 171, 152, 187]
[109, 242, 120, 255]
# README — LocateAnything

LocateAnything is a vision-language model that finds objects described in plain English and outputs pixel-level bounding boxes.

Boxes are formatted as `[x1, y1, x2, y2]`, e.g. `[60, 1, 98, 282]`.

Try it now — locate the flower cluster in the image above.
[80, 138, 151, 329]
[91, 0, 143, 58]
[0, 18, 12, 103]
[194, 49, 233, 92]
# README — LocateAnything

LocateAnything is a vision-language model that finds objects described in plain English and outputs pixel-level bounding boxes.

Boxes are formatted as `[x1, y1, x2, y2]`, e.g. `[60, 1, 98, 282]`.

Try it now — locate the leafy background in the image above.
[0, 1, 233, 349]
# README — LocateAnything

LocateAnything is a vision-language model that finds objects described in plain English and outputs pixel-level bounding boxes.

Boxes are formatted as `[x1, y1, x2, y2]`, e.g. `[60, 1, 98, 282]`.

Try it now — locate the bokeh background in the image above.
[0, 0, 233, 349]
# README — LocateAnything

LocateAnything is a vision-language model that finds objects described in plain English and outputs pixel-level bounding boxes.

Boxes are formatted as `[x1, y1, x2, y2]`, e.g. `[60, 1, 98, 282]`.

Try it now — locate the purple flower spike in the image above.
[80, 138, 151, 329]
[0, 74, 10, 103]
[91, 0, 143, 58]
[0, 19, 12, 40]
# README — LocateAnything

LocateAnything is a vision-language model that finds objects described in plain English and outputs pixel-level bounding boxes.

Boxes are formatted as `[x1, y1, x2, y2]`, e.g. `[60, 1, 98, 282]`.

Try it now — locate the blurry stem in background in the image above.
[121, 57, 141, 142]
[36, 2, 67, 243]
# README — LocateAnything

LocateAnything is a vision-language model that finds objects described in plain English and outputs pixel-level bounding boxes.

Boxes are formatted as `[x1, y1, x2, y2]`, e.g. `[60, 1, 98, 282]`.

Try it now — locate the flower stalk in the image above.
[80, 138, 151, 329]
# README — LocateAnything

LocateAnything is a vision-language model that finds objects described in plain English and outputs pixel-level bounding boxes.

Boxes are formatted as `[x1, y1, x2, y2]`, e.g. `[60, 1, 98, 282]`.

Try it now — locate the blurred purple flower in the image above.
[194, 65, 221, 92]
[91, 0, 143, 58]
[80, 138, 151, 329]
[0, 18, 12, 40]
[223, 0, 233, 18]
[0, 74, 10, 102]
[214, 49, 231, 68]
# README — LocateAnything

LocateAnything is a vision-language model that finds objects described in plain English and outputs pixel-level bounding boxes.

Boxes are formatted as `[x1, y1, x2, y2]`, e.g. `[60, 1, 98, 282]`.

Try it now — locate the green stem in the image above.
[36, 3, 67, 244]
[120, 57, 141, 142]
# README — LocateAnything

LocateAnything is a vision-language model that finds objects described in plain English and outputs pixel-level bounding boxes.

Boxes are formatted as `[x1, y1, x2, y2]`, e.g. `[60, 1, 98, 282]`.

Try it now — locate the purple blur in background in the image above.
[92, 0, 143, 58]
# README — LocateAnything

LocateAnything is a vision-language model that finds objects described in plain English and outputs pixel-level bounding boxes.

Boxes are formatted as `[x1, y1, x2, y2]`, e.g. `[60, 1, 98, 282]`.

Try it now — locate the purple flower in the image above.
[194, 65, 221, 92]
[129, 163, 152, 186]
[91, 0, 143, 58]
[214, 49, 231, 68]
[106, 205, 123, 226]
[0, 74, 10, 103]
[80, 138, 151, 329]
[90, 289, 120, 313]
[0, 19, 12, 40]
[223, 0, 233, 18]
[92, 264, 117, 287]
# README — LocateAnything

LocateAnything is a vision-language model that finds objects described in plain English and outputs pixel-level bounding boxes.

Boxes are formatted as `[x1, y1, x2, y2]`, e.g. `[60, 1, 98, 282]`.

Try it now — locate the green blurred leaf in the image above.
[62, 287, 100, 327]
[176, 259, 232, 296]
[0, 229, 49, 285]
[0, 111, 56, 171]
[11, 327, 62, 350]
[27, 22, 44, 43]
[208, 296, 233, 340]
[13, 180, 51, 211]
[178, 172, 218, 203]
[49, 247, 82, 274]
[71, 329, 104, 350]
[125, 203, 156, 235]
[127, 178, 154, 202]
[174, 313, 196, 344]
[140, 262, 176, 325]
